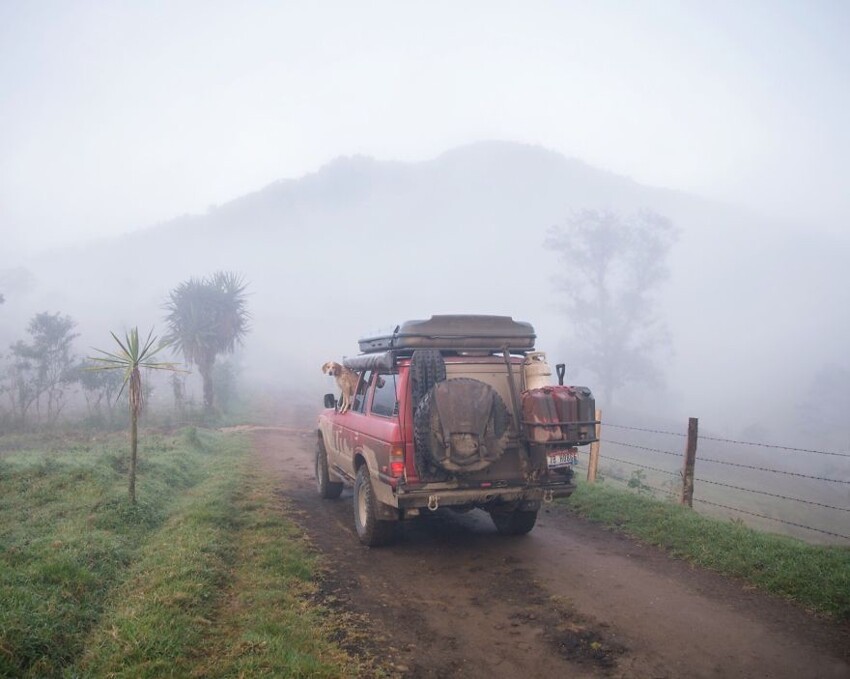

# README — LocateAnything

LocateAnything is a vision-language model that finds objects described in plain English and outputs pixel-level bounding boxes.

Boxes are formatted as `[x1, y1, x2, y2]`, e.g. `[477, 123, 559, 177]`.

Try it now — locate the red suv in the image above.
[316, 315, 597, 546]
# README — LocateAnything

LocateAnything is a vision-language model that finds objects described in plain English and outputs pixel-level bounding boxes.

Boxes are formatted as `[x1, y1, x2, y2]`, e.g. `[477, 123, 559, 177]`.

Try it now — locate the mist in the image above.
[1, 3, 848, 540]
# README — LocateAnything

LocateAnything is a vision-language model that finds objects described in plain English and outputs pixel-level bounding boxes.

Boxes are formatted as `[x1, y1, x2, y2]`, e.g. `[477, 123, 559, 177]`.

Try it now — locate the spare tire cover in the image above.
[414, 378, 510, 474]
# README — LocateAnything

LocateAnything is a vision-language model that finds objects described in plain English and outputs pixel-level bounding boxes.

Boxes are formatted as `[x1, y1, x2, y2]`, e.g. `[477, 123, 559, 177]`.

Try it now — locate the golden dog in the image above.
[322, 361, 359, 413]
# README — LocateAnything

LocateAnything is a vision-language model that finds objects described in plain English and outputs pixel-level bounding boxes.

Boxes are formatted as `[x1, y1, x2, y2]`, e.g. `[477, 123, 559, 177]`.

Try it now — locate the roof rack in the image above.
[357, 315, 536, 355]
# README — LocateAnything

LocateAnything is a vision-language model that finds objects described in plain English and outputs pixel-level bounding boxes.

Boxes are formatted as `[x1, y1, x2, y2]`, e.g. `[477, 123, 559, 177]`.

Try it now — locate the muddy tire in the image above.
[316, 437, 343, 499]
[489, 508, 538, 536]
[410, 349, 446, 405]
[353, 465, 396, 547]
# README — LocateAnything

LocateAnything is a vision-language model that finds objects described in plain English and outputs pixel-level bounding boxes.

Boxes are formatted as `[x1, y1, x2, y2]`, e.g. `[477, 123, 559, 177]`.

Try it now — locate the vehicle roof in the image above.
[358, 315, 536, 354]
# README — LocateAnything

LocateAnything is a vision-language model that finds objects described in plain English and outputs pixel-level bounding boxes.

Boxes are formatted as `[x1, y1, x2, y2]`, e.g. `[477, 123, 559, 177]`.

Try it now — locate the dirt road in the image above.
[251, 427, 849, 678]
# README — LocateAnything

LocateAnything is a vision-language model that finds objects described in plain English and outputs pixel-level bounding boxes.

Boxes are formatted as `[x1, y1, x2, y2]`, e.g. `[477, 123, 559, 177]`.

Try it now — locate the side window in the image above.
[370, 373, 398, 418]
[351, 371, 373, 414]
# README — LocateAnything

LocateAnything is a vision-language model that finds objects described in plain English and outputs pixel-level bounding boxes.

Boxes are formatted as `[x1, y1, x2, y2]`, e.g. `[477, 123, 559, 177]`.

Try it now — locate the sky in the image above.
[1, 0, 849, 256]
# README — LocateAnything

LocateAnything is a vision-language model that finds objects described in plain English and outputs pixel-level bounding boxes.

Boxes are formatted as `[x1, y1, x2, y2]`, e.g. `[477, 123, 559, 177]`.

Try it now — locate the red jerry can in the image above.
[521, 388, 563, 442]
[551, 386, 580, 442]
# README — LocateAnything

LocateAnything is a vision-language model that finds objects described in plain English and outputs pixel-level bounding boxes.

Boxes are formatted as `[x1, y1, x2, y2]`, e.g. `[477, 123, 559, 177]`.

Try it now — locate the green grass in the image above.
[565, 482, 850, 620]
[0, 427, 357, 678]
[189, 467, 356, 678]
[0, 431, 209, 677]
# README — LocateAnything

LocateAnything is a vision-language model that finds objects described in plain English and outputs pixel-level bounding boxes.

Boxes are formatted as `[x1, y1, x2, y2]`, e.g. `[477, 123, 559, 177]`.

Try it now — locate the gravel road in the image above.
[250, 426, 849, 679]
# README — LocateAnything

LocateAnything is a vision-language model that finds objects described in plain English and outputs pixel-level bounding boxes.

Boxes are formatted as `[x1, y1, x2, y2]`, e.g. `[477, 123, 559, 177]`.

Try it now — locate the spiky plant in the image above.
[89, 328, 179, 504]
[163, 271, 250, 413]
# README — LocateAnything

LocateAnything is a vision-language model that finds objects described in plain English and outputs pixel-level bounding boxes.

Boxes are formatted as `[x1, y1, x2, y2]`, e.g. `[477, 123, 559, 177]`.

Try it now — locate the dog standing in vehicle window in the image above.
[321, 362, 359, 413]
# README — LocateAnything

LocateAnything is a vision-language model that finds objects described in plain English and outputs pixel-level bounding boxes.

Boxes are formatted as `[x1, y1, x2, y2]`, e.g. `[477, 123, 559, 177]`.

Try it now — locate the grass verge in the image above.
[0, 428, 215, 677]
[71, 436, 355, 678]
[190, 466, 358, 678]
[1, 427, 358, 678]
[564, 482, 850, 620]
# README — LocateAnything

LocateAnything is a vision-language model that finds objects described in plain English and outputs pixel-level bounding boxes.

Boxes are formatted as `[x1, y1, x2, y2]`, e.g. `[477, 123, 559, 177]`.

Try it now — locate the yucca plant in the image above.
[89, 327, 180, 504]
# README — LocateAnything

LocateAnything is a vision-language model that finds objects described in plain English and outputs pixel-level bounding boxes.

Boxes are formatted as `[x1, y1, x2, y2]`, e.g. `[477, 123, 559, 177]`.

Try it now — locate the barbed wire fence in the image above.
[574, 414, 850, 544]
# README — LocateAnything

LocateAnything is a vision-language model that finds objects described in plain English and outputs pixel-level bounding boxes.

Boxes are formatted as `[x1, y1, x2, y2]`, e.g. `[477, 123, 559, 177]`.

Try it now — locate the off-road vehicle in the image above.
[316, 315, 597, 546]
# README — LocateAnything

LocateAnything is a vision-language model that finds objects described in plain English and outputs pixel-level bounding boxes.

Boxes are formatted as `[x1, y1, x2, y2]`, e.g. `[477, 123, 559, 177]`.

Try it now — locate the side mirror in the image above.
[323, 393, 337, 409]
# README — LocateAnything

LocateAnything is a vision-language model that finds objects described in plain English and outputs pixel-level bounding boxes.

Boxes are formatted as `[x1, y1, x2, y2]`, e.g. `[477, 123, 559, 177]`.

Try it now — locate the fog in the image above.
[1, 3, 848, 535]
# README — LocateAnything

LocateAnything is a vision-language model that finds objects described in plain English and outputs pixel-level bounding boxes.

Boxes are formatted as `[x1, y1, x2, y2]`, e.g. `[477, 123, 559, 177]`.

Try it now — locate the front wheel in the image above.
[353, 465, 396, 547]
[489, 508, 538, 535]
[316, 438, 343, 499]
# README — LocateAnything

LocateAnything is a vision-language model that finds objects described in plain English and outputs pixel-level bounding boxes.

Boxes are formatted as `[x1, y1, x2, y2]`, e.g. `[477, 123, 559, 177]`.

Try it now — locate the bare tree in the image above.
[8, 312, 79, 425]
[546, 209, 678, 404]
[78, 358, 124, 423]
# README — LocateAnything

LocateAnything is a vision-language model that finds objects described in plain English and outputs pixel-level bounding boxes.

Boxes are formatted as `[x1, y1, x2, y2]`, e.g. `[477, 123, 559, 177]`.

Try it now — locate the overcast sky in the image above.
[2, 0, 848, 257]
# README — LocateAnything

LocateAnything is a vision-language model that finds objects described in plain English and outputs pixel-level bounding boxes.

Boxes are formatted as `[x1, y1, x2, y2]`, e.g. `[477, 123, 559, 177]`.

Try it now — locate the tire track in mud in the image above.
[250, 427, 850, 679]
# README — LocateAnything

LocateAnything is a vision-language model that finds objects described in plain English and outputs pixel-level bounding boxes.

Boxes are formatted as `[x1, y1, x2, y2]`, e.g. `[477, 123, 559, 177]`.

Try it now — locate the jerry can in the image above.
[551, 386, 580, 442]
[521, 387, 563, 442]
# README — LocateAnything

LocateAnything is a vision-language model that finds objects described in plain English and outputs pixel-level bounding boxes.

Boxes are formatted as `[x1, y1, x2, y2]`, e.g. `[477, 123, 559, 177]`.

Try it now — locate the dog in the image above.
[322, 361, 359, 413]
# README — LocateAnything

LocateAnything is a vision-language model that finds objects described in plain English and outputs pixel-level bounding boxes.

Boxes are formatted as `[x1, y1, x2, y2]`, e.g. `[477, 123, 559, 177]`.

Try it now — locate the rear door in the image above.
[358, 372, 402, 477]
[328, 370, 372, 478]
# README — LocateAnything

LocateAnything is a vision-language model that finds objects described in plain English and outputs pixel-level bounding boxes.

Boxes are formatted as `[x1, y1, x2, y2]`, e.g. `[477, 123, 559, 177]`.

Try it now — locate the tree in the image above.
[89, 328, 178, 504]
[546, 209, 678, 404]
[77, 358, 124, 423]
[163, 271, 250, 413]
[799, 363, 849, 452]
[8, 312, 79, 425]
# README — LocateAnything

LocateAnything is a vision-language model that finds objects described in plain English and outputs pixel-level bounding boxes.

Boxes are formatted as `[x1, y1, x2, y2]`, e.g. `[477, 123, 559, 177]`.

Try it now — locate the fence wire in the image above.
[603, 422, 686, 437]
[603, 421, 850, 458]
[602, 438, 849, 484]
[696, 434, 850, 459]
[589, 420, 850, 542]
[597, 454, 679, 477]
[697, 455, 850, 484]
[694, 477, 850, 513]
[603, 438, 681, 458]
[594, 473, 672, 498]
[693, 498, 850, 541]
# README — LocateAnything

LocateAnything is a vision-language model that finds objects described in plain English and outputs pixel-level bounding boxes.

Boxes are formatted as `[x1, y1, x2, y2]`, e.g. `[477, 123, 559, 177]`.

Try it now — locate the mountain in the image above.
[3, 141, 848, 441]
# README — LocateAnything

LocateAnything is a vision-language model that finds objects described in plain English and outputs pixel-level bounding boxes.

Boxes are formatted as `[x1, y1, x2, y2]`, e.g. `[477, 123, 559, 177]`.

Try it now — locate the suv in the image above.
[316, 315, 597, 546]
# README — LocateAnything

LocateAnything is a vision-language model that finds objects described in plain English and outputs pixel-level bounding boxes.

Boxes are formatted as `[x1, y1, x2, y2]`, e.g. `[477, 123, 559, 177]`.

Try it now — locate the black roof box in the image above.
[358, 315, 536, 354]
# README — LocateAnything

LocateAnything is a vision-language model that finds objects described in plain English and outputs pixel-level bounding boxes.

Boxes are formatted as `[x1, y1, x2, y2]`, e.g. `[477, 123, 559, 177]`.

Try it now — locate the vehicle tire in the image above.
[316, 437, 343, 499]
[489, 508, 538, 536]
[410, 349, 446, 405]
[353, 465, 396, 547]
[414, 378, 510, 474]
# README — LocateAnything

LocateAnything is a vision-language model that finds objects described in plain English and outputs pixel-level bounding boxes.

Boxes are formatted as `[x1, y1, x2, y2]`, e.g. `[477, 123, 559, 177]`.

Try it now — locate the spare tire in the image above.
[414, 378, 510, 474]
[410, 349, 447, 405]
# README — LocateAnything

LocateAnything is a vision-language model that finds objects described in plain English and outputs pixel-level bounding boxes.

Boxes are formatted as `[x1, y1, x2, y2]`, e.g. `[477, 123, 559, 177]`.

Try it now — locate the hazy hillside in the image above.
[3, 141, 848, 448]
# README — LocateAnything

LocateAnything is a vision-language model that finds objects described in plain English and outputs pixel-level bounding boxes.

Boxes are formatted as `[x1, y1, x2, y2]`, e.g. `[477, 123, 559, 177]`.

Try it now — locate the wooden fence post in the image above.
[587, 409, 602, 483]
[680, 417, 698, 507]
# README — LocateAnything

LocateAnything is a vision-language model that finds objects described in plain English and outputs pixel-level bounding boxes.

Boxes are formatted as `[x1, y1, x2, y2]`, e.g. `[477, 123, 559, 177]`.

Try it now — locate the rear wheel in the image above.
[353, 465, 396, 547]
[489, 508, 538, 535]
[316, 437, 343, 499]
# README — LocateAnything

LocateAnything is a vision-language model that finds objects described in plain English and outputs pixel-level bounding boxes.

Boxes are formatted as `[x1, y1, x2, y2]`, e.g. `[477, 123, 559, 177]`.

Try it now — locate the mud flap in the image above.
[374, 501, 401, 521]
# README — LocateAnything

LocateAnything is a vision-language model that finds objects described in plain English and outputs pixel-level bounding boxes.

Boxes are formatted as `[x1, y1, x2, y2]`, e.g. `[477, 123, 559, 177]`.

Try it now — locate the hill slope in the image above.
[4, 141, 848, 441]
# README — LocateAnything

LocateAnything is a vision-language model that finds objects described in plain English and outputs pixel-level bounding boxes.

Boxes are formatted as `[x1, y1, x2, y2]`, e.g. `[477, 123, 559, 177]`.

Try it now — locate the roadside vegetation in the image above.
[0, 428, 358, 678]
[565, 481, 850, 620]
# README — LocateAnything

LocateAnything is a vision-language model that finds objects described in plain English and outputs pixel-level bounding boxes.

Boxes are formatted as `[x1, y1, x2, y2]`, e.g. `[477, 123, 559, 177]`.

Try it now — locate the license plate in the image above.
[548, 450, 578, 468]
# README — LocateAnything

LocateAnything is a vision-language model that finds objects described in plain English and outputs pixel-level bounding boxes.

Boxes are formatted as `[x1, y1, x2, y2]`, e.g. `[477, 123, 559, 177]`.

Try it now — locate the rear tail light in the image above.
[390, 445, 405, 478]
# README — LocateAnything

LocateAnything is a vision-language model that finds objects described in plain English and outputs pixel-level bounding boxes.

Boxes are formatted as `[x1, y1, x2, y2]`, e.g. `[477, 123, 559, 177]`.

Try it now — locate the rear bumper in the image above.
[394, 480, 576, 510]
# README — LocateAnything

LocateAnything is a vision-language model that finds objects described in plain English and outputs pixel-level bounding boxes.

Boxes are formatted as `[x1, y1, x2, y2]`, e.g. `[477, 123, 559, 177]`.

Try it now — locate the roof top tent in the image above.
[357, 315, 536, 355]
